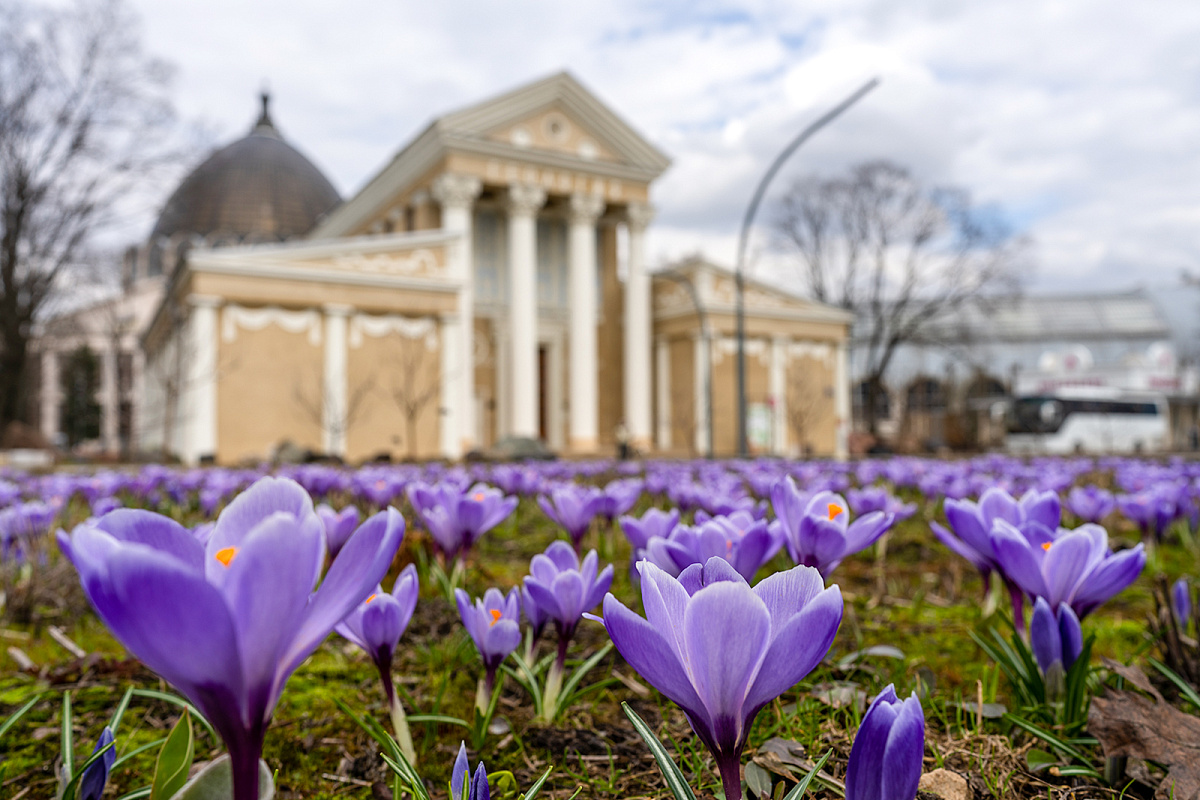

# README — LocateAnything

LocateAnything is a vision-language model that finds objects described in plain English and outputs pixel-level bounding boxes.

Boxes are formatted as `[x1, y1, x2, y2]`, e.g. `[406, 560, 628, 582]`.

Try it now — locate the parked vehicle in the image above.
[1004, 388, 1169, 454]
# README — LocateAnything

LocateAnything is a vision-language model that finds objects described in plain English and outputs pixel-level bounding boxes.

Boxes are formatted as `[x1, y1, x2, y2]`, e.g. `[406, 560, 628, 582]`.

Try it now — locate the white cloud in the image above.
[123, 0, 1200, 292]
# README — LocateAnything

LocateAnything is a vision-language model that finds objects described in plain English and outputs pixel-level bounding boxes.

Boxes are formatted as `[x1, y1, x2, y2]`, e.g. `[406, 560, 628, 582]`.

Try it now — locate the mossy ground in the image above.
[1, 478, 1196, 799]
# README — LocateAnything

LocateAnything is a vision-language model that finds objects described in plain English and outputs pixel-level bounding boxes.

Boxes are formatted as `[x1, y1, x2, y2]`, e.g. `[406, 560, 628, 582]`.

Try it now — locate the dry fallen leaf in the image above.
[1089, 688, 1200, 800]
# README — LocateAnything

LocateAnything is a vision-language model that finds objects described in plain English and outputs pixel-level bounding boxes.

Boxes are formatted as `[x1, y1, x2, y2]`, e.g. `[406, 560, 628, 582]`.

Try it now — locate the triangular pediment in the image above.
[437, 72, 670, 174]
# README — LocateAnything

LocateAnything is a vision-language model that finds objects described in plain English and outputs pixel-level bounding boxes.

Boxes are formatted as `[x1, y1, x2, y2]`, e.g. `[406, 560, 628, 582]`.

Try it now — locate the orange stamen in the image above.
[215, 546, 238, 567]
[489, 609, 502, 626]
[473, 492, 485, 502]
[827, 503, 844, 520]
[365, 593, 377, 604]
[1041, 542, 1052, 551]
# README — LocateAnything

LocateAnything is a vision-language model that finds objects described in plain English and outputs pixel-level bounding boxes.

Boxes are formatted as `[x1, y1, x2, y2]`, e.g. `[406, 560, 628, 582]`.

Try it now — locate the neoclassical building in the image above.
[39, 73, 853, 463]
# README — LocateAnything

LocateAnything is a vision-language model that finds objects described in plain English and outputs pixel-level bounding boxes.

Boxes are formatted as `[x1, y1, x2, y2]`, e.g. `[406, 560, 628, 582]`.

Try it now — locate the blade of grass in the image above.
[0, 693, 41, 740]
[1148, 657, 1200, 711]
[622, 701, 698, 800]
[780, 749, 833, 800]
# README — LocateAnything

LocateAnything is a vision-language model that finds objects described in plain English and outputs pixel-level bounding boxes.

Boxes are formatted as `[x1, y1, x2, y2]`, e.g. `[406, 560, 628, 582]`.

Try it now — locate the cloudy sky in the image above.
[125, 0, 1200, 293]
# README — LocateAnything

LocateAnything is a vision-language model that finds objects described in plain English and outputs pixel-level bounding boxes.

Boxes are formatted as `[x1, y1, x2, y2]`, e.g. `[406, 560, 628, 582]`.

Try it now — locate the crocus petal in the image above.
[682, 582, 771, 749]
[930, 521, 990, 573]
[842, 512, 893, 555]
[451, 742, 469, 800]
[845, 686, 899, 800]
[1059, 604, 1083, 670]
[79, 727, 115, 800]
[92, 510, 203, 572]
[280, 507, 403, 679]
[1029, 597, 1062, 673]
[1040, 531, 1099, 609]
[879, 694, 925, 800]
[601, 593, 708, 721]
[991, 521, 1049, 600]
[743, 585, 843, 713]
[207, 477, 316, 553]
[470, 761, 490, 800]
[1070, 545, 1145, 617]
[752, 564, 826, 632]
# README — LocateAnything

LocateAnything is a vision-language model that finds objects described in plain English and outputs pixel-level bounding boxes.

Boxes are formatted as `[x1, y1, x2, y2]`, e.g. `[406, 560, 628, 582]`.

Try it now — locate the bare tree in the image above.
[774, 160, 1025, 433]
[785, 370, 831, 457]
[669, 384, 699, 456]
[388, 339, 441, 459]
[0, 0, 177, 432]
[291, 367, 376, 455]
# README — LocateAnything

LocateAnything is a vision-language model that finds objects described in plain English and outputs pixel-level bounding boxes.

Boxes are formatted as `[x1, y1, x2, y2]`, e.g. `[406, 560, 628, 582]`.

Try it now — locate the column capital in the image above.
[626, 201, 656, 231]
[322, 303, 354, 317]
[431, 173, 483, 209]
[505, 182, 547, 217]
[187, 294, 222, 309]
[568, 192, 606, 225]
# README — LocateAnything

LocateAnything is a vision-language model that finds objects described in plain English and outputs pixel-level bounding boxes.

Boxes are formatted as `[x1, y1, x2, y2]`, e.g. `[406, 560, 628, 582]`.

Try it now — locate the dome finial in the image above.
[253, 88, 277, 136]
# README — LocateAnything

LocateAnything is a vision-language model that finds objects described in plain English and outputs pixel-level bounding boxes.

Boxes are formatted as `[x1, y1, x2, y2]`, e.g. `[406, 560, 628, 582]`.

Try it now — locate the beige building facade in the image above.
[135, 73, 853, 464]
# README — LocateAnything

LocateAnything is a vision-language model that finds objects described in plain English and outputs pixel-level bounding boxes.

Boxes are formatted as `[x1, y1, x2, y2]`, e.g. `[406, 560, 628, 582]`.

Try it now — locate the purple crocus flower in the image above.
[455, 586, 522, 697]
[335, 564, 419, 762]
[316, 503, 361, 558]
[409, 483, 518, 561]
[1065, 486, 1115, 524]
[770, 479, 895, 577]
[597, 478, 644, 525]
[1117, 489, 1178, 540]
[844, 685, 924, 800]
[644, 515, 776, 583]
[619, 507, 681, 575]
[1029, 596, 1083, 678]
[1173, 577, 1192, 631]
[991, 521, 1145, 619]
[601, 557, 843, 800]
[930, 487, 1061, 585]
[79, 727, 116, 800]
[60, 477, 404, 800]
[846, 486, 918, 521]
[450, 741, 490, 800]
[537, 484, 606, 553]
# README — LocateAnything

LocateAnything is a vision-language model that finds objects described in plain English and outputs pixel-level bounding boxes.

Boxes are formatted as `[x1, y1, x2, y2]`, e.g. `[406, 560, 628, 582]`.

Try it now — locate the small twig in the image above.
[0, 628, 31, 641]
[612, 669, 650, 697]
[48, 626, 87, 659]
[7, 646, 36, 671]
[321, 774, 372, 787]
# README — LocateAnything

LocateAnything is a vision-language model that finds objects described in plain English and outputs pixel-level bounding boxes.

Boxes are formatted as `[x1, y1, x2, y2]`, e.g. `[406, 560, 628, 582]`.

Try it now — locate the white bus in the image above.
[1004, 388, 1169, 455]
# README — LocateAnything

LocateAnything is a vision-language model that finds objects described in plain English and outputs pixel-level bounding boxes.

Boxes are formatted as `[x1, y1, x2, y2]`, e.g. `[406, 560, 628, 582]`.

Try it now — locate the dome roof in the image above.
[150, 94, 341, 244]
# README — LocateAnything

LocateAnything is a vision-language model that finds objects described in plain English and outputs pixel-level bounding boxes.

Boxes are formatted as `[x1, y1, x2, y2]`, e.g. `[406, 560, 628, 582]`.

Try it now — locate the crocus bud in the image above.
[79, 727, 116, 800]
[1173, 577, 1191, 632]
[844, 684, 924, 800]
[450, 742, 490, 800]
[1030, 597, 1083, 676]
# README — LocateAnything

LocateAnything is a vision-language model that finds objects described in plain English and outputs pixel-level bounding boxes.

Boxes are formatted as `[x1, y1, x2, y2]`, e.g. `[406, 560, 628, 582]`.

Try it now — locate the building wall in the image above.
[216, 320, 323, 463]
[345, 326, 442, 462]
[785, 349, 837, 456]
[667, 336, 696, 454]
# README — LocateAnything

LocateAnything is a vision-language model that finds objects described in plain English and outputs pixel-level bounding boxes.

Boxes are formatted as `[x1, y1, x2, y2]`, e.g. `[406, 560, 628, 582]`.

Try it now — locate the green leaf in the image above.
[150, 708, 194, 800]
[555, 642, 614, 717]
[113, 737, 169, 769]
[1025, 748, 1057, 772]
[129, 690, 217, 743]
[745, 761, 774, 799]
[504, 653, 545, 719]
[1003, 713, 1091, 764]
[62, 691, 74, 783]
[108, 687, 135, 736]
[406, 714, 471, 729]
[1148, 657, 1200, 711]
[779, 749, 832, 800]
[621, 701, 698, 800]
[519, 766, 554, 800]
[0, 693, 41, 741]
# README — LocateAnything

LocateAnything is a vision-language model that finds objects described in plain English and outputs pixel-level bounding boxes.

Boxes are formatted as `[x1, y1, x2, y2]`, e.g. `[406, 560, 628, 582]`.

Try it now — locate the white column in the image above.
[770, 337, 787, 456]
[322, 304, 352, 457]
[100, 346, 118, 453]
[568, 192, 605, 452]
[656, 337, 671, 450]
[130, 348, 145, 454]
[440, 313, 462, 459]
[40, 350, 59, 445]
[624, 202, 655, 450]
[505, 183, 546, 438]
[432, 173, 482, 454]
[835, 338, 850, 461]
[693, 333, 710, 455]
[184, 295, 220, 465]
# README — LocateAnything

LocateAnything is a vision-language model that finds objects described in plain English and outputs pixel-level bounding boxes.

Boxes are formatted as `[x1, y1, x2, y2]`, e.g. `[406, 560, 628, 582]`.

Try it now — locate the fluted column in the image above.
[655, 337, 670, 450]
[835, 338, 850, 461]
[770, 337, 788, 456]
[40, 350, 59, 445]
[624, 202, 655, 450]
[567, 192, 605, 452]
[432, 173, 482, 455]
[322, 304, 352, 457]
[184, 295, 220, 465]
[505, 183, 547, 438]
[439, 312, 462, 458]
